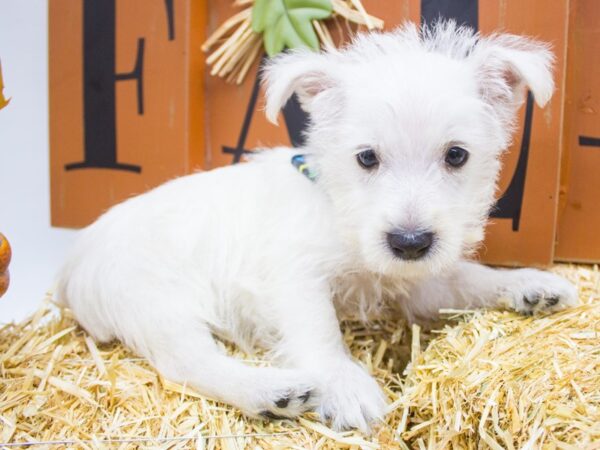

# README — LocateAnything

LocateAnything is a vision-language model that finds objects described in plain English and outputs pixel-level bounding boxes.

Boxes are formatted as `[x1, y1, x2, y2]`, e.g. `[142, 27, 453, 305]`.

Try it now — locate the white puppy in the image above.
[56, 22, 577, 432]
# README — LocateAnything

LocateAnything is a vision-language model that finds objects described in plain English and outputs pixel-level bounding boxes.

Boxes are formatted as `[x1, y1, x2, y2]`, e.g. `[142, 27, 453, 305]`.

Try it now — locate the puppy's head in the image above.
[263, 21, 554, 278]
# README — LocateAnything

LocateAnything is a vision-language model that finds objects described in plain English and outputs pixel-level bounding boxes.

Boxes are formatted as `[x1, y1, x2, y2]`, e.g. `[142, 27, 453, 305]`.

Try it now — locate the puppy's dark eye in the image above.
[445, 146, 469, 168]
[356, 149, 379, 169]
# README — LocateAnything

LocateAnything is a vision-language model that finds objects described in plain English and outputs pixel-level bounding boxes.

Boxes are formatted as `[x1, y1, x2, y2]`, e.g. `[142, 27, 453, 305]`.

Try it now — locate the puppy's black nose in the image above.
[387, 231, 434, 260]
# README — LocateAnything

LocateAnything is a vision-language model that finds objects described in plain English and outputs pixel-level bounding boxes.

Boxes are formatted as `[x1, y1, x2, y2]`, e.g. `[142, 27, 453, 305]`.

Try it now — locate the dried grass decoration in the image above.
[1, 265, 600, 448]
[202, 0, 384, 84]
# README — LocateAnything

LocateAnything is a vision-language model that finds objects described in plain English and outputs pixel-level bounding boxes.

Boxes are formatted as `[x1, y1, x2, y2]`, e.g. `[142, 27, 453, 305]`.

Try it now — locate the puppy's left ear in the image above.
[262, 50, 339, 125]
[471, 34, 554, 121]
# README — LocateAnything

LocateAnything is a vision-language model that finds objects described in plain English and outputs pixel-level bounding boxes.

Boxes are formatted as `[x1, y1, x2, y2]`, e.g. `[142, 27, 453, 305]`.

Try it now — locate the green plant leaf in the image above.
[252, 0, 332, 56]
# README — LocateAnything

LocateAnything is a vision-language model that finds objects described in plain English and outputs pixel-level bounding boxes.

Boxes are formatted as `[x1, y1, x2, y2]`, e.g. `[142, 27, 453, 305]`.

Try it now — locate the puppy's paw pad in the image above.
[506, 270, 578, 316]
[274, 396, 290, 408]
[515, 291, 575, 315]
[272, 389, 313, 410]
[252, 374, 318, 421]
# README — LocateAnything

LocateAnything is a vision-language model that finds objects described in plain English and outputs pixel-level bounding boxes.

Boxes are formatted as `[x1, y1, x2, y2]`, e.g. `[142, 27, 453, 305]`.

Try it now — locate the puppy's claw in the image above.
[523, 295, 539, 306]
[299, 391, 312, 404]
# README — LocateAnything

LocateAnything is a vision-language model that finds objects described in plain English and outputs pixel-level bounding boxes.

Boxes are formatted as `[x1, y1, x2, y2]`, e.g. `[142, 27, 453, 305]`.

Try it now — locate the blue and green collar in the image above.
[291, 154, 317, 182]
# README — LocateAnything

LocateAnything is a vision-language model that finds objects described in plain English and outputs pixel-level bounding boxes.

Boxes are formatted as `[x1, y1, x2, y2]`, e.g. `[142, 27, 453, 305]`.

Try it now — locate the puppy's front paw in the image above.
[316, 360, 387, 433]
[245, 369, 317, 421]
[500, 269, 578, 315]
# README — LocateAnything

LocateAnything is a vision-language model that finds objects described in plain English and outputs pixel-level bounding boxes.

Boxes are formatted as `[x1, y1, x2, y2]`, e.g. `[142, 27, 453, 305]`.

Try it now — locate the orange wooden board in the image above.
[49, 0, 206, 228]
[477, 0, 569, 266]
[555, 0, 600, 262]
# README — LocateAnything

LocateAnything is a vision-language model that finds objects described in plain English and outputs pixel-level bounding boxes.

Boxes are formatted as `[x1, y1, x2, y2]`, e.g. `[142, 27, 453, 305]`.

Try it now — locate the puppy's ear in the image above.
[262, 50, 338, 125]
[471, 34, 554, 120]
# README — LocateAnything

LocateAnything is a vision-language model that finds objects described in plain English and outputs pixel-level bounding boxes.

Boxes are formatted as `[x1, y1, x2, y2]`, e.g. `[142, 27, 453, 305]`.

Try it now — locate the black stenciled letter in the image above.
[489, 92, 535, 231]
[66, 0, 145, 173]
[579, 136, 600, 148]
[164, 0, 175, 41]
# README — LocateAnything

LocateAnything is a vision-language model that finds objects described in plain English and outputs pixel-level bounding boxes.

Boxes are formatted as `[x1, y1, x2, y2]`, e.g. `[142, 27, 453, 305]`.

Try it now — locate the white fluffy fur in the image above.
[56, 22, 576, 432]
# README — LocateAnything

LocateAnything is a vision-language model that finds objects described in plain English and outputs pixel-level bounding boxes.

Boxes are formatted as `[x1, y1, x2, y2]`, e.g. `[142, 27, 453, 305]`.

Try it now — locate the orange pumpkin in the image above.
[0, 233, 11, 297]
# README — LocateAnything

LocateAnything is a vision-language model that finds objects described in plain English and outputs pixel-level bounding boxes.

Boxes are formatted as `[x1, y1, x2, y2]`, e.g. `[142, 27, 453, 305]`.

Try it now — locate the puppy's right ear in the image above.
[470, 34, 554, 123]
[262, 50, 338, 125]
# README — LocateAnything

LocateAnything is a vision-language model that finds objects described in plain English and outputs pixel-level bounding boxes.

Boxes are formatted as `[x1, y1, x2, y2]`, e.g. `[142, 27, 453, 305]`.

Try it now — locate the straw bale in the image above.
[1, 265, 598, 449]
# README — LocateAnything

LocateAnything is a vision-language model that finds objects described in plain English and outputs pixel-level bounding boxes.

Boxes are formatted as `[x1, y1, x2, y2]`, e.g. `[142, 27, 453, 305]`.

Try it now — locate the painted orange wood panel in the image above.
[478, 0, 569, 266]
[49, 0, 207, 228]
[49, 1, 571, 266]
[555, 0, 600, 262]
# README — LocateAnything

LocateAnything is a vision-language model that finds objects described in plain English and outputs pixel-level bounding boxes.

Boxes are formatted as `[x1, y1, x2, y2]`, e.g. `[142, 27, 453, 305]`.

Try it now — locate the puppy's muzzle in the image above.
[386, 231, 434, 260]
